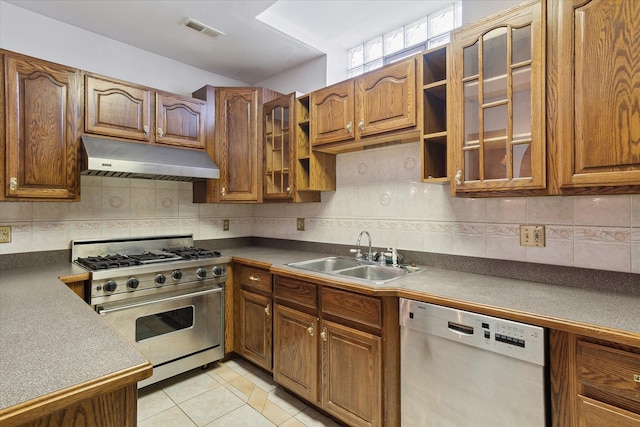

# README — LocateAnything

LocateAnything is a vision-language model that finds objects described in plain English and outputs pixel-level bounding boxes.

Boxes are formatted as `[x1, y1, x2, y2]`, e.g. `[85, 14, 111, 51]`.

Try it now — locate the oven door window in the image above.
[135, 305, 194, 341]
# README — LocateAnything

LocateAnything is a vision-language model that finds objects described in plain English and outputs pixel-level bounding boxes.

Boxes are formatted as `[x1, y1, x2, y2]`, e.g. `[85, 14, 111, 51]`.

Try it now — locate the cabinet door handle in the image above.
[221, 186, 226, 196]
[264, 304, 270, 316]
[143, 125, 149, 134]
[249, 275, 261, 282]
[358, 118, 365, 131]
[9, 177, 17, 191]
[634, 373, 640, 383]
[157, 127, 164, 137]
[286, 186, 291, 194]
[320, 327, 327, 342]
[346, 121, 353, 134]
[455, 170, 463, 185]
[307, 322, 314, 336]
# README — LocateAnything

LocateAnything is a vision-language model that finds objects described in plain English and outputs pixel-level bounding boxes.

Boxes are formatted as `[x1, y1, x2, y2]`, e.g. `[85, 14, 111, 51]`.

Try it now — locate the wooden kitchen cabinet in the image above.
[270, 274, 398, 427]
[550, 330, 640, 427]
[85, 74, 205, 149]
[264, 93, 335, 202]
[547, 0, 640, 194]
[310, 57, 419, 153]
[449, 0, 546, 195]
[1, 51, 81, 201]
[192, 86, 281, 203]
[235, 263, 273, 371]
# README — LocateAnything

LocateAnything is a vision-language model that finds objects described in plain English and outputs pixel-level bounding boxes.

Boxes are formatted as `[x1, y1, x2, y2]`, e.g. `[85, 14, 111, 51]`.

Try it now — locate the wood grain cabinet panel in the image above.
[310, 57, 418, 152]
[321, 319, 382, 427]
[155, 93, 205, 149]
[549, 0, 640, 192]
[273, 303, 319, 403]
[2, 52, 81, 201]
[238, 290, 272, 370]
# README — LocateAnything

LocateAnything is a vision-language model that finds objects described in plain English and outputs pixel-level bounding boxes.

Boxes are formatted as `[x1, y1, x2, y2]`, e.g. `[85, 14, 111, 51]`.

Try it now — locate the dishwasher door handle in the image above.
[447, 321, 474, 335]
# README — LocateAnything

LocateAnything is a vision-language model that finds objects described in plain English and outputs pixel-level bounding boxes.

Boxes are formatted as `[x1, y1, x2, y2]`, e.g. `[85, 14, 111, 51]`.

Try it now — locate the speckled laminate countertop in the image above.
[224, 246, 640, 338]
[0, 263, 150, 415]
[1, 246, 638, 418]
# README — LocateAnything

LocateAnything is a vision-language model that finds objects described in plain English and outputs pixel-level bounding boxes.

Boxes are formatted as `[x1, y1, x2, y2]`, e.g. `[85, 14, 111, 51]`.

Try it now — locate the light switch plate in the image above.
[520, 225, 545, 247]
[0, 226, 11, 243]
[297, 218, 305, 231]
[222, 219, 229, 231]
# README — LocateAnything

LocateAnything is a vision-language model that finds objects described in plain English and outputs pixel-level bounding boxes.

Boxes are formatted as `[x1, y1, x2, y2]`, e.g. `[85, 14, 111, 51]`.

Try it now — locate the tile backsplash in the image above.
[1, 142, 639, 274]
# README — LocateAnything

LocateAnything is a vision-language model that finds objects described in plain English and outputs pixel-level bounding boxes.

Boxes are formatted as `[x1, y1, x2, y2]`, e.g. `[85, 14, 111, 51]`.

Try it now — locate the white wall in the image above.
[0, 1, 245, 94]
[257, 56, 327, 95]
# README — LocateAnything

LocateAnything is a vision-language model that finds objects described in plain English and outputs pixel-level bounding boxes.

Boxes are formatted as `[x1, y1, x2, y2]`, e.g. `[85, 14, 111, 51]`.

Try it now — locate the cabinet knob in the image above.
[9, 177, 17, 191]
[358, 118, 365, 131]
[221, 186, 226, 196]
[249, 275, 261, 282]
[286, 186, 291, 194]
[346, 121, 353, 134]
[143, 125, 149, 134]
[264, 304, 270, 316]
[320, 327, 327, 342]
[455, 170, 463, 185]
[157, 127, 164, 137]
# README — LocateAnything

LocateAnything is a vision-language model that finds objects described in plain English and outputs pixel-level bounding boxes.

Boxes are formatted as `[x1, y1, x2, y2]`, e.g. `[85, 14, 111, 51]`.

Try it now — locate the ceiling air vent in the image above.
[184, 18, 225, 38]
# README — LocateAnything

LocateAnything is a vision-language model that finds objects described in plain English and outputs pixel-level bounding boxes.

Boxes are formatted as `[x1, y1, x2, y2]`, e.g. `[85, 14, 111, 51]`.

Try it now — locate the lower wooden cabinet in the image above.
[321, 319, 382, 427]
[273, 303, 319, 402]
[269, 274, 398, 427]
[550, 329, 640, 426]
[235, 263, 273, 371]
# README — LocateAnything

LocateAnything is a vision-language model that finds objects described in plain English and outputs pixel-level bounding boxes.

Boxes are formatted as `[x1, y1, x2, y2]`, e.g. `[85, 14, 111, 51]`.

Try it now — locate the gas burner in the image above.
[164, 247, 221, 260]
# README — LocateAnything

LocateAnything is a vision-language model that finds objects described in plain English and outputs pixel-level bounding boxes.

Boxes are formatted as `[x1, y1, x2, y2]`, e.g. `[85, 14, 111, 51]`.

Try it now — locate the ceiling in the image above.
[6, 0, 452, 84]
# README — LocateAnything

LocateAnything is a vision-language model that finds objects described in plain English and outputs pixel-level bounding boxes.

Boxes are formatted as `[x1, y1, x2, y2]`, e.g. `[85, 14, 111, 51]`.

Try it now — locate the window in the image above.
[347, 3, 461, 78]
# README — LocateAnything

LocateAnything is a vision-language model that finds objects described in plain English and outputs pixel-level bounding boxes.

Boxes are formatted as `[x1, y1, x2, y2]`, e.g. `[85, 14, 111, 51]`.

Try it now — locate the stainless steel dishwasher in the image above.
[400, 298, 548, 426]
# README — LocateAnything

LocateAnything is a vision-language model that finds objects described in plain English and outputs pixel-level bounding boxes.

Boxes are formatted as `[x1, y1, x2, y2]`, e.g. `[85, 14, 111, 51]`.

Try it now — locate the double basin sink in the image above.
[287, 256, 423, 284]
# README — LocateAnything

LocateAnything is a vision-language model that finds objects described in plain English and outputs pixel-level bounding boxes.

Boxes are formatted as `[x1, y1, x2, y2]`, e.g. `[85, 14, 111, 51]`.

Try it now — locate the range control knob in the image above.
[196, 268, 207, 279]
[155, 274, 166, 285]
[126, 277, 139, 289]
[212, 266, 223, 276]
[171, 270, 183, 280]
[104, 280, 117, 292]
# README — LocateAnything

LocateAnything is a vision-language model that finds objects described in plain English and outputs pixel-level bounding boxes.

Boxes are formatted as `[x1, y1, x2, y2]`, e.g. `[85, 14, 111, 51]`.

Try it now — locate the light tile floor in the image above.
[138, 358, 345, 426]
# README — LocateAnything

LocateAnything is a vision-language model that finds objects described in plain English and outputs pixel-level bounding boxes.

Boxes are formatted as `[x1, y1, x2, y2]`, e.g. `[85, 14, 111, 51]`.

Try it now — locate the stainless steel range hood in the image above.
[80, 136, 219, 181]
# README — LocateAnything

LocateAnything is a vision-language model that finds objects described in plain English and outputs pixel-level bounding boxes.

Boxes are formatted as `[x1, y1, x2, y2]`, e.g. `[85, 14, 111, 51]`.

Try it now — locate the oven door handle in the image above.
[97, 287, 222, 315]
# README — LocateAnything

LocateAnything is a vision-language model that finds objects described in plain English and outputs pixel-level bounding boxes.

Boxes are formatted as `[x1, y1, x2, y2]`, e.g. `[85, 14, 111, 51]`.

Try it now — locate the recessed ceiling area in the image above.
[5, 0, 452, 84]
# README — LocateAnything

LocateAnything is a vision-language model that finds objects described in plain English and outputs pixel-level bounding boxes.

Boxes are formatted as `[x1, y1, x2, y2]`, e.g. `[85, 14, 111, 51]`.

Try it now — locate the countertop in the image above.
[0, 263, 150, 419]
[1, 245, 638, 418]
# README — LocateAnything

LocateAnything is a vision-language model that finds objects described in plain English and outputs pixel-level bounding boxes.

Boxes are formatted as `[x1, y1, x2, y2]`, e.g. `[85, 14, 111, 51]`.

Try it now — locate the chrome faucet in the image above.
[354, 230, 373, 261]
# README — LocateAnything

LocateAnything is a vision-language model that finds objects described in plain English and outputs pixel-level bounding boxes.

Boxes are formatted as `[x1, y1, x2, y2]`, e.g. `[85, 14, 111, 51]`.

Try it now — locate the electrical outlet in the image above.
[0, 226, 11, 243]
[222, 219, 229, 231]
[297, 218, 305, 231]
[520, 225, 545, 247]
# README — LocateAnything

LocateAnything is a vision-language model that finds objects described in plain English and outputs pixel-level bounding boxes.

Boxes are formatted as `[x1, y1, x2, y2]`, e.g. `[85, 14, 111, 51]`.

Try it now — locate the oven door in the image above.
[97, 285, 223, 367]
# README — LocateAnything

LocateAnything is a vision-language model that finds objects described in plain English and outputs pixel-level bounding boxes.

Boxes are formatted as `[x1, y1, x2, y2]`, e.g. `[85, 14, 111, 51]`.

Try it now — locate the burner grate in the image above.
[164, 247, 221, 260]
[77, 255, 139, 270]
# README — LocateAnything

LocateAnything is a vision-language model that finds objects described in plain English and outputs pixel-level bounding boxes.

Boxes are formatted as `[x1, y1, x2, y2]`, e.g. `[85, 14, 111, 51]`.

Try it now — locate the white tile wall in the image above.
[1, 142, 639, 275]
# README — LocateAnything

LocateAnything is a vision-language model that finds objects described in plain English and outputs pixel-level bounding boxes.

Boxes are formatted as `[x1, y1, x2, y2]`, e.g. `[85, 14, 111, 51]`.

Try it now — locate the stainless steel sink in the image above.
[287, 256, 360, 272]
[287, 256, 423, 284]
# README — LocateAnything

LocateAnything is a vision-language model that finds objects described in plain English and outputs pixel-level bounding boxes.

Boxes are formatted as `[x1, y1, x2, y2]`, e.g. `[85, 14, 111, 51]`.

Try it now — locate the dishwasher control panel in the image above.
[400, 298, 545, 366]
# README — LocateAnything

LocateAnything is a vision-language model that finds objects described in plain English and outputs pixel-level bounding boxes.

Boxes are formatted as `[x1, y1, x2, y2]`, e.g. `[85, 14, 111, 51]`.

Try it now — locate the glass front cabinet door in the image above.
[449, 1, 545, 194]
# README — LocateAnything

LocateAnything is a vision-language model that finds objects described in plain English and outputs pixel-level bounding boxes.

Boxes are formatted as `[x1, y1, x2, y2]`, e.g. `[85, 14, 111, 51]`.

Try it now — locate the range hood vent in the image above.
[80, 136, 219, 182]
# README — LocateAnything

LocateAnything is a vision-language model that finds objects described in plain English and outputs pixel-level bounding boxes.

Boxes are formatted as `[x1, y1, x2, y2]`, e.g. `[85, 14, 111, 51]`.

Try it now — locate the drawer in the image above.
[578, 395, 640, 427]
[236, 264, 272, 293]
[578, 341, 640, 404]
[274, 276, 317, 310]
[321, 287, 382, 329]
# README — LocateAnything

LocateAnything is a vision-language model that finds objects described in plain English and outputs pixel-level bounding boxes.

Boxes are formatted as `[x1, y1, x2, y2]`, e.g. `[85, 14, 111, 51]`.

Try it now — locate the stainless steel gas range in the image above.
[72, 235, 230, 388]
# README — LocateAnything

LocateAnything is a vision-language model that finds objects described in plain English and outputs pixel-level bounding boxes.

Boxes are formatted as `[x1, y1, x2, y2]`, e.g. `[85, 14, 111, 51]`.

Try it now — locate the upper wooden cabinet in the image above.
[310, 58, 418, 153]
[264, 93, 336, 203]
[449, 0, 546, 195]
[85, 74, 205, 149]
[1, 51, 81, 201]
[193, 86, 281, 203]
[548, 0, 640, 193]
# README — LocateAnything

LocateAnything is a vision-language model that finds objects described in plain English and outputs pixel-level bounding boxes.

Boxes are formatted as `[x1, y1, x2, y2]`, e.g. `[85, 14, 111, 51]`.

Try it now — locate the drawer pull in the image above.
[249, 275, 261, 282]
[635, 374, 640, 383]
